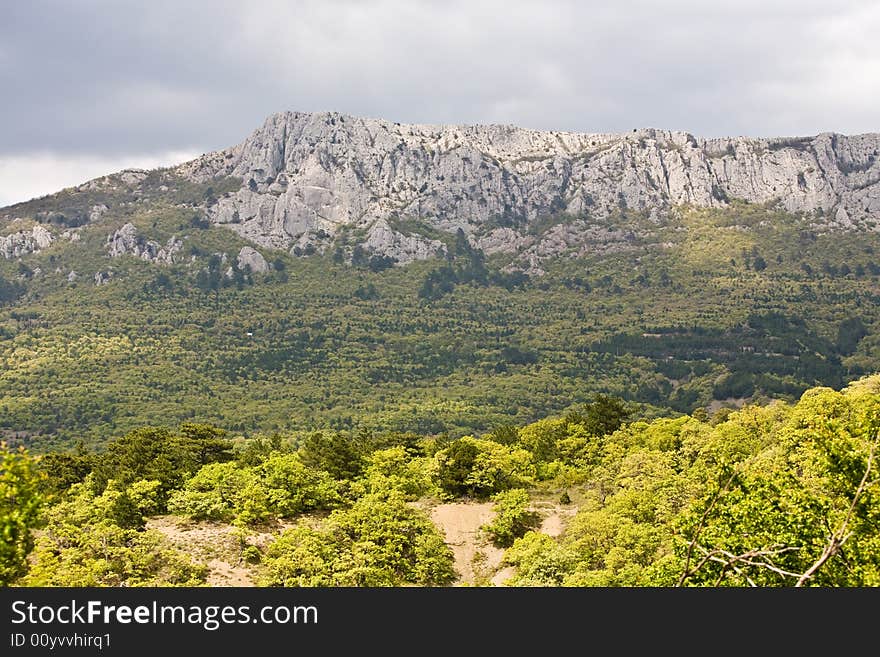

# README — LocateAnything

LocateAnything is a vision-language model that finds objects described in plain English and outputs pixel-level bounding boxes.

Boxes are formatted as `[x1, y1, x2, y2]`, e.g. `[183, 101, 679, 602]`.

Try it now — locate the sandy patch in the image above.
[430, 502, 500, 585]
[147, 515, 256, 587]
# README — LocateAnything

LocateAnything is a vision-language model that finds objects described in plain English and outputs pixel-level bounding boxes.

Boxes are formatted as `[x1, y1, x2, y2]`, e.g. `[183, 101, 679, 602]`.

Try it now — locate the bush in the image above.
[0, 444, 44, 586]
[436, 437, 535, 498]
[257, 453, 341, 517]
[356, 446, 437, 500]
[20, 477, 205, 586]
[168, 455, 340, 525]
[260, 492, 455, 586]
[168, 462, 254, 522]
[482, 489, 539, 547]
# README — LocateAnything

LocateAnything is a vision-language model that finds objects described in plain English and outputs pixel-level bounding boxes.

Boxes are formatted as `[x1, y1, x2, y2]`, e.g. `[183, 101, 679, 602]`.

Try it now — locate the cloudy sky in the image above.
[2, 0, 878, 206]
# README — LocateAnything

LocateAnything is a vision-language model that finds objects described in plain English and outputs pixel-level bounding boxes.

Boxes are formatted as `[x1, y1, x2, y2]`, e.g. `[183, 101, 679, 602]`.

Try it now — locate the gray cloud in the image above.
[1, 0, 878, 204]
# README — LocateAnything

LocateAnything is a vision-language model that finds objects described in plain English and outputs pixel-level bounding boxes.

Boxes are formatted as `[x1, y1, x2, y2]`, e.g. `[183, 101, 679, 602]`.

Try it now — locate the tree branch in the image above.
[795, 442, 875, 587]
[676, 471, 737, 587]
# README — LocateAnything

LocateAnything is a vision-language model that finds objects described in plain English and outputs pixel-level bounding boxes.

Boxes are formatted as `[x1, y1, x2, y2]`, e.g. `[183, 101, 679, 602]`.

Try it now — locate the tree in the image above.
[836, 317, 867, 355]
[573, 394, 631, 437]
[92, 425, 233, 504]
[436, 439, 478, 496]
[195, 255, 224, 308]
[22, 476, 206, 586]
[482, 489, 539, 547]
[39, 444, 94, 496]
[260, 492, 455, 586]
[298, 432, 363, 480]
[168, 454, 340, 525]
[0, 444, 44, 585]
[436, 437, 535, 498]
[0, 274, 25, 305]
[355, 446, 436, 500]
[676, 386, 880, 586]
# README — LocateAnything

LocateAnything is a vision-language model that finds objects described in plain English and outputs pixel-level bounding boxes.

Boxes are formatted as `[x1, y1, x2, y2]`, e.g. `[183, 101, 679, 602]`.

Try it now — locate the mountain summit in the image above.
[3, 112, 879, 271]
[171, 111, 880, 265]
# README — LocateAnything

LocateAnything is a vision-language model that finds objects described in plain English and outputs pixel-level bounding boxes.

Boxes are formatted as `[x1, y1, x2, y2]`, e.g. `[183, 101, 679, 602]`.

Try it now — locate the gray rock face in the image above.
[0, 225, 54, 259]
[107, 223, 181, 264]
[362, 218, 445, 264]
[176, 112, 880, 264]
[236, 246, 270, 273]
[88, 204, 109, 222]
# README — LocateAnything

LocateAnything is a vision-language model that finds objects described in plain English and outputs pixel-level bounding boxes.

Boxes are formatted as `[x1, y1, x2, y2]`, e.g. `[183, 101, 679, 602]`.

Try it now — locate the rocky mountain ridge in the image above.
[175, 112, 879, 264]
[3, 112, 879, 269]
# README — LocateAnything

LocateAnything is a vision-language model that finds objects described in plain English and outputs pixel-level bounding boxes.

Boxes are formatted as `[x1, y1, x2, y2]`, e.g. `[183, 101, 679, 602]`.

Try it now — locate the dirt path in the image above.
[429, 499, 577, 586]
[430, 502, 503, 585]
[539, 508, 575, 537]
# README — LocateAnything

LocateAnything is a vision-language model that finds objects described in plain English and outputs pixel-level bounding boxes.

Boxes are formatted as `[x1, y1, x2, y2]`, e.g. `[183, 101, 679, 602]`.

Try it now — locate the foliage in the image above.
[298, 432, 364, 480]
[167, 454, 340, 525]
[482, 489, 539, 547]
[91, 424, 234, 503]
[354, 446, 437, 500]
[500, 377, 880, 586]
[676, 384, 880, 586]
[0, 443, 44, 585]
[5, 375, 880, 586]
[259, 492, 456, 586]
[3, 202, 879, 448]
[436, 437, 535, 498]
[20, 476, 205, 586]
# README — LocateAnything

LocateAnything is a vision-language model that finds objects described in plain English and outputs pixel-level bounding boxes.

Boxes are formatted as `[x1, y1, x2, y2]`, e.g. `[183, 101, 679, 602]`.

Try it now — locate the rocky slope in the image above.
[0, 224, 54, 258]
[175, 112, 880, 264]
[3, 112, 879, 269]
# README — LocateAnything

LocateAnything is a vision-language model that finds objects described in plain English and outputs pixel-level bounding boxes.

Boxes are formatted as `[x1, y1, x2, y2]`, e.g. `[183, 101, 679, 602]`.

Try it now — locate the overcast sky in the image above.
[2, 0, 878, 206]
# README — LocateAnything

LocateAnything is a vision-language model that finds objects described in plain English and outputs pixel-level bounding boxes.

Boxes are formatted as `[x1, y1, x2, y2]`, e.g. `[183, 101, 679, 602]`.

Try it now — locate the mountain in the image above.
[1, 112, 880, 449]
[5, 112, 879, 269]
[177, 112, 880, 267]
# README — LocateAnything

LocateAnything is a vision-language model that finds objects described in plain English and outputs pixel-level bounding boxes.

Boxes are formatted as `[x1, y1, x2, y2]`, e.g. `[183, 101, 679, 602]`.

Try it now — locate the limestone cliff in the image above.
[176, 112, 879, 264]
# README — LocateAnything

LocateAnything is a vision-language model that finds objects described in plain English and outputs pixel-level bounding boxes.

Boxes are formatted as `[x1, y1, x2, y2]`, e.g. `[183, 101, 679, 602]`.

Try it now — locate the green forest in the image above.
[2, 178, 880, 586]
[2, 177, 880, 451]
[2, 377, 878, 586]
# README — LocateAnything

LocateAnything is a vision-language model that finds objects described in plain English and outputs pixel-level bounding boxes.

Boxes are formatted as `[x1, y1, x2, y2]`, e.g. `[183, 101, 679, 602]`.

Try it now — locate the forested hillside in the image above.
[2, 137, 879, 588]
[2, 189, 880, 449]
[2, 377, 877, 586]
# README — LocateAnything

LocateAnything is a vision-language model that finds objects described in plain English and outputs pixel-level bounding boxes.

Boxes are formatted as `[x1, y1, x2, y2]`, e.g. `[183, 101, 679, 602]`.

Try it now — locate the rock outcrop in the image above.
[107, 223, 182, 264]
[176, 112, 880, 264]
[0, 225, 54, 259]
[362, 219, 445, 264]
[236, 246, 270, 273]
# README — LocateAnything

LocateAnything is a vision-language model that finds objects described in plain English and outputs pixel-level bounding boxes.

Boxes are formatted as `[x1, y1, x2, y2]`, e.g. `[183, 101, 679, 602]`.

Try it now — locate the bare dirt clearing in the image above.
[147, 516, 256, 587]
[429, 499, 574, 586]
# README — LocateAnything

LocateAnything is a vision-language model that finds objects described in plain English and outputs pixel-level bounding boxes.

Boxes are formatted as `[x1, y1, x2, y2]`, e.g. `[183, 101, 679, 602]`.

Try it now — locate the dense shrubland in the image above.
[2, 378, 877, 587]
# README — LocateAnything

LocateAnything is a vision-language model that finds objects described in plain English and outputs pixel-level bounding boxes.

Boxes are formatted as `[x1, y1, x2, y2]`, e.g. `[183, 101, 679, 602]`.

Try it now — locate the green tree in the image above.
[21, 476, 205, 586]
[298, 432, 363, 480]
[677, 385, 880, 586]
[260, 492, 455, 586]
[436, 437, 535, 498]
[93, 424, 233, 504]
[0, 444, 44, 585]
[482, 489, 539, 547]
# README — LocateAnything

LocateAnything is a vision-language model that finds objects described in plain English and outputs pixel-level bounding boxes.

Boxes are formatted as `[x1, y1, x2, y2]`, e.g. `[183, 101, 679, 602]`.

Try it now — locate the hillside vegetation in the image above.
[2, 377, 878, 587]
[2, 193, 880, 449]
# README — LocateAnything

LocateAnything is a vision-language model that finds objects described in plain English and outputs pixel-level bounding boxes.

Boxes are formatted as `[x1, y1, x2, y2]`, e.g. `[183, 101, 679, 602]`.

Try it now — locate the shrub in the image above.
[482, 489, 539, 547]
[436, 437, 535, 498]
[260, 492, 455, 586]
